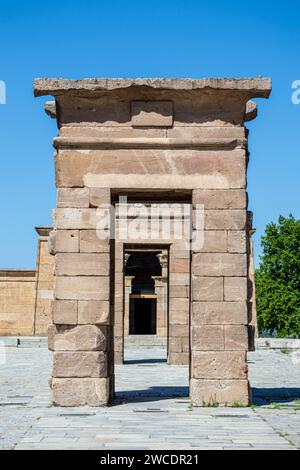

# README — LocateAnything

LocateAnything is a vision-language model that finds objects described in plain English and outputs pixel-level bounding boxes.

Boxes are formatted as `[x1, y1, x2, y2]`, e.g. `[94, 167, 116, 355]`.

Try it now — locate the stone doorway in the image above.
[35, 77, 272, 407]
[125, 250, 164, 337]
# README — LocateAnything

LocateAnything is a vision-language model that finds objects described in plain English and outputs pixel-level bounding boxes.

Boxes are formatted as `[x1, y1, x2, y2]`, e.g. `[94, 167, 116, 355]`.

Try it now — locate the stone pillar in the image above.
[248, 228, 258, 349]
[168, 242, 190, 365]
[114, 241, 124, 364]
[49, 188, 112, 406]
[190, 189, 250, 406]
[33, 227, 54, 335]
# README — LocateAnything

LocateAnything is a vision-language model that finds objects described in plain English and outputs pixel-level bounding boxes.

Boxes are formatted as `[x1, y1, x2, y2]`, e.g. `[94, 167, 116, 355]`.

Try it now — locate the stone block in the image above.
[193, 253, 247, 277]
[49, 230, 79, 254]
[169, 258, 190, 273]
[168, 336, 182, 353]
[52, 299, 78, 325]
[80, 230, 110, 253]
[169, 324, 189, 338]
[169, 285, 189, 298]
[169, 273, 190, 286]
[228, 230, 247, 253]
[131, 101, 173, 127]
[54, 325, 107, 351]
[167, 126, 246, 141]
[191, 325, 224, 351]
[191, 301, 248, 325]
[47, 324, 57, 351]
[224, 277, 247, 301]
[168, 352, 189, 365]
[57, 188, 89, 208]
[114, 351, 123, 365]
[190, 378, 250, 406]
[225, 325, 249, 351]
[78, 300, 110, 325]
[55, 149, 246, 190]
[89, 188, 110, 207]
[51, 377, 109, 406]
[55, 253, 110, 276]
[192, 351, 248, 379]
[53, 208, 101, 230]
[192, 276, 223, 301]
[193, 230, 227, 253]
[205, 210, 246, 230]
[169, 298, 189, 324]
[55, 276, 109, 300]
[192, 189, 247, 209]
[182, 336, 190, 352]
[53, 351, 107, 378]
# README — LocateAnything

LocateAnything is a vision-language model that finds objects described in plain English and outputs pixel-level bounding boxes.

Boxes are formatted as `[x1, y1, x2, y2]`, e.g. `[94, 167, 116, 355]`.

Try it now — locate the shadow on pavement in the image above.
[252, 387, 300, 405]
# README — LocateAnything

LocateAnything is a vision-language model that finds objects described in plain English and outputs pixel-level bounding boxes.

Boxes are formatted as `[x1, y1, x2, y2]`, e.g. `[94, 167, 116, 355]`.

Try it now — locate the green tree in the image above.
[255, 215, 300, 338]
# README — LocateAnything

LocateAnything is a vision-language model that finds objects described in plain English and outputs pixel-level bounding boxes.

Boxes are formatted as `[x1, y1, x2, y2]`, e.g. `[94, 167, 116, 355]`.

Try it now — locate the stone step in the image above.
[124, 335, 167, 348]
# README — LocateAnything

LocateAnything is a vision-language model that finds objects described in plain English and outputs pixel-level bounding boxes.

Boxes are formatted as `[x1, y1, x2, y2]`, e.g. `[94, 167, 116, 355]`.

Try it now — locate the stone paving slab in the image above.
[0, 341, 299, 450]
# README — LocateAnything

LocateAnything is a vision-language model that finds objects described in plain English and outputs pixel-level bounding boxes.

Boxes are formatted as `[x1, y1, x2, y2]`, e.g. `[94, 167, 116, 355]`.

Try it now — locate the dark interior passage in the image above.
[129, 298, 157, 335]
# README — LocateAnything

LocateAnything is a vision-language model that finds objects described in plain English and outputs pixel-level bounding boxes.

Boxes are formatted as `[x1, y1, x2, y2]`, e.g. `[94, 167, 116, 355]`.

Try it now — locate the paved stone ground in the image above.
[0, 341, 300, 450]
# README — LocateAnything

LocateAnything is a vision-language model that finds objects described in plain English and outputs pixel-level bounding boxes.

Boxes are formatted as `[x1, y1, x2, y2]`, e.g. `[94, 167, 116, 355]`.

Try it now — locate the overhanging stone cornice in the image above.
[35, 226, 52, 237]
[34, 77, 272, 98]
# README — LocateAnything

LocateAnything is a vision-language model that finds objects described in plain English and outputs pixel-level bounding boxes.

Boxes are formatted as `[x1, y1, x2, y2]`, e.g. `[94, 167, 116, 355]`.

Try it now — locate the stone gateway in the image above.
[33, 77, 271, 406]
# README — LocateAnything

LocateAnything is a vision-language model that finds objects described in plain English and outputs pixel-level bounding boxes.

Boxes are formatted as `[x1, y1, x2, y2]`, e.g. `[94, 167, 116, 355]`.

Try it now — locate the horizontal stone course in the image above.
[193, 253, 247, 276]
[57, 188, 89, 208]
[191, 301, 248, 325]
[192, 351, 248, 379]
[205, 210, 247, 230]
[193, 189, 247, 209]
[55, 149, 246, 189]
[53, 351, 107, 378]
[55, 276, 109, 300]
[190, 378, 249, 406]
[53, 208, 102, 230]
[54, 325, 107, 351]
[55, 253, 109, 276]
[51, 377, 109, 406]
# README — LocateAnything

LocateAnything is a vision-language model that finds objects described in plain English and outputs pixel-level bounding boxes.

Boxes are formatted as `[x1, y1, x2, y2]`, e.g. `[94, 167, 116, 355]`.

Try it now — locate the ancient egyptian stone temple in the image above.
[34, 77, 271, 407]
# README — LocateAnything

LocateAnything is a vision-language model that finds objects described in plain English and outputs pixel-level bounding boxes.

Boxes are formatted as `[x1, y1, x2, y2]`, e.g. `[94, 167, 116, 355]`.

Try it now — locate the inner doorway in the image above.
[124, 249, 167, 339]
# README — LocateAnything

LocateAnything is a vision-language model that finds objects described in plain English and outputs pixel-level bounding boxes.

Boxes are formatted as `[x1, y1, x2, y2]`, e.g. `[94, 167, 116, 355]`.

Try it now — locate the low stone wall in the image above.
[256, 338, 300, 350]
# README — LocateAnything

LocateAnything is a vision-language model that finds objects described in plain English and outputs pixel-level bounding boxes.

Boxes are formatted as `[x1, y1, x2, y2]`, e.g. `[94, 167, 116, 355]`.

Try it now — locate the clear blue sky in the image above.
[0, 0, 299, 268]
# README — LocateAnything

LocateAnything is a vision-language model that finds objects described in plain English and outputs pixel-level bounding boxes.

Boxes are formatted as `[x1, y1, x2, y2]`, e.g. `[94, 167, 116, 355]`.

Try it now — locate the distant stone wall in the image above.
[0, 270, 36, 335]
[0, 227, 54, 336]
